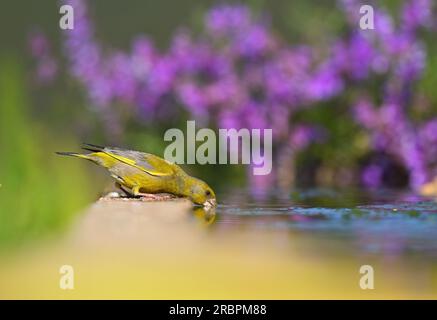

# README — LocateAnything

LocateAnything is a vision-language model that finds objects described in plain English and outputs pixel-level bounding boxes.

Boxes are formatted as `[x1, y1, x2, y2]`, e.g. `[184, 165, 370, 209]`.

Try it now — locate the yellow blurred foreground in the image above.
[0, 199, 436, 299]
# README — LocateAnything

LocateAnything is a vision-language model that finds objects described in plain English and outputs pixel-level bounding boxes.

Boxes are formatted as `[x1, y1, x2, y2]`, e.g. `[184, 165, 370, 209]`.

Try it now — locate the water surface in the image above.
[209, 188, 437, 259]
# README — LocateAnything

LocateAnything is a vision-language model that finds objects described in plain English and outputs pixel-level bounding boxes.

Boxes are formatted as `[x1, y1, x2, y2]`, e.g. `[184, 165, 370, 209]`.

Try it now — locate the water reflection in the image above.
[192, 206, 217, 226]
[205, 188, 437, 258]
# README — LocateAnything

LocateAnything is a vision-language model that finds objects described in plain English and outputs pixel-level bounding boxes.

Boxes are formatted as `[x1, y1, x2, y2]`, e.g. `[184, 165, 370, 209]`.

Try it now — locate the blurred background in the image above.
[0, 0, 437, 299]
[2, 0, 437, 229]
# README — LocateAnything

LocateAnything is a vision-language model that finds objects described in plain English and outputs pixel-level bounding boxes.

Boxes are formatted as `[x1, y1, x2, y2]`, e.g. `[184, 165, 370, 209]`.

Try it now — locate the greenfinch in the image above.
[56, 143, 216, 207]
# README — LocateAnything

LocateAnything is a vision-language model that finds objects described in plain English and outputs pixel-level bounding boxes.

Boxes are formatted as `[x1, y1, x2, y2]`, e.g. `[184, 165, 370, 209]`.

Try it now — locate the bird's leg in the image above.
[115, 184, 157, 199]
[115, 182, 131, 197]
[118, 184, 146, 198]
[131, 185, 142, 197]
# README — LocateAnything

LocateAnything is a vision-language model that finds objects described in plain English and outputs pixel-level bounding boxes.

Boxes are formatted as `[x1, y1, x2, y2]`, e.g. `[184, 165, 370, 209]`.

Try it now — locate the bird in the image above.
[56, 143, 216, 207]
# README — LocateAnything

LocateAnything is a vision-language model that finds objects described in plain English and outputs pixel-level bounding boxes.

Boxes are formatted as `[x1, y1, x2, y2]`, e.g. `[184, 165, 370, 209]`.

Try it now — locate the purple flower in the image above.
[234, 24, 275, 57]
[176, 83, 207, 117]
[305, 62, 343, 101]
[28, 31, 58, 83]
[394, 42, 426, 81]
[205, 5, 251, 35]
[333, 33, 375, 79]
[108, 53, 137, 103]
[401, 0, 433, 31]
[29, 31, 50, 58]
[130, 36, 156, 79]
[290, 125, 321, 150]
[419, 120, 437, 144]
[353, 99, 377, 128]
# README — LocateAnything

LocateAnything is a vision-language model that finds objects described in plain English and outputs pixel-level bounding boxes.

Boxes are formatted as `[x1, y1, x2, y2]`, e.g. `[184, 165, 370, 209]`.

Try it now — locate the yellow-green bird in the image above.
[56, 143, 216, 207]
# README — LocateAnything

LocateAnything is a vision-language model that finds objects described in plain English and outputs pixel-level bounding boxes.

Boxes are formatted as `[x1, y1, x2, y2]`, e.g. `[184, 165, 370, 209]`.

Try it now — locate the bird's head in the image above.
[184, 176, 216, 207]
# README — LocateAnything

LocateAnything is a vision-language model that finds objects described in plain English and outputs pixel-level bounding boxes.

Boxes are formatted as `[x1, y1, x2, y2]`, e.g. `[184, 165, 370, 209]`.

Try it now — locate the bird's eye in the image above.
[205, 190, 211, 196]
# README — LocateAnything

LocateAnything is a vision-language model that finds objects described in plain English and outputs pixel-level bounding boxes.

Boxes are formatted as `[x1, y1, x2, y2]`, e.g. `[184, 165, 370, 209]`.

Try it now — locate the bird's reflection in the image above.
[192, 206, 217, 226]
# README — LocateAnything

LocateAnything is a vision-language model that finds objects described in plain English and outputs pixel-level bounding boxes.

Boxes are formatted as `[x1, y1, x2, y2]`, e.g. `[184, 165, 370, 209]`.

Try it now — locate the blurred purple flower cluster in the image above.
[342, 0, 436, 189]
[60, 0, 327, 144]
[32, 0, 436, 191]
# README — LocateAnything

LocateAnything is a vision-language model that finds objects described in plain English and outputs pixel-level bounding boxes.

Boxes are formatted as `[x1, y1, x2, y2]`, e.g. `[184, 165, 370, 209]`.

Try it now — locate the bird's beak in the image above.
[203, 198, 217, 208]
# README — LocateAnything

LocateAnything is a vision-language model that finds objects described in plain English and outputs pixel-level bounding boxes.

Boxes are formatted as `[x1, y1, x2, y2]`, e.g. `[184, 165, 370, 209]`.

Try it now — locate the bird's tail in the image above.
[56, 143, 106, 161]
[56, 148, 112, 167]
[81, 143, 105, 152]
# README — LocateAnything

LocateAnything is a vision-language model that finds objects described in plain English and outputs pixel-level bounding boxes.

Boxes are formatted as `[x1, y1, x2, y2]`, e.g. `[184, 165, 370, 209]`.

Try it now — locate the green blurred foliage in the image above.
[0, 59, 92, 248]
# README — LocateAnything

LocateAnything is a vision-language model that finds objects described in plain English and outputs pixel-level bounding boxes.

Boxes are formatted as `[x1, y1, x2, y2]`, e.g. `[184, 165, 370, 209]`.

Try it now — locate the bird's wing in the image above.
[104, 149, 175, 177]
